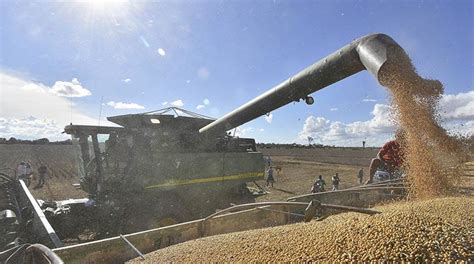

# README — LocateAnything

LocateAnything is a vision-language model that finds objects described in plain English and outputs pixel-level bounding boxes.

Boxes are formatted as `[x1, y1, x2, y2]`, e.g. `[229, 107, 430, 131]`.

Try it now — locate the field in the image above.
[0, 144, 378, 202]
[0, 144, 86, 200]
[255, 147, 378, 201]
[258, 147, 379, 166]
[2, 144, 472, 203]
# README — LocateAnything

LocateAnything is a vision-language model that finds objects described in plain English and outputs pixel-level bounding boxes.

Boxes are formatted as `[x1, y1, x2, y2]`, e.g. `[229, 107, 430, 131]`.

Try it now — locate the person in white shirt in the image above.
[16, 161, 32, 186]
[16, 162, 27, 179]
[331, 173, 341, 191]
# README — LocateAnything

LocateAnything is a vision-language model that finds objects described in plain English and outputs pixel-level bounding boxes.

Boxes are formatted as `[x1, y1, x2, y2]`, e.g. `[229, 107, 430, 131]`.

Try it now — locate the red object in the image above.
[380, 140, 404, 167]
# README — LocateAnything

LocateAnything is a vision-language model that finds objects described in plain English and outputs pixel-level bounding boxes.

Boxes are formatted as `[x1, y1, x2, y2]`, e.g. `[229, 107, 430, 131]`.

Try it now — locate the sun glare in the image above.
[85, 0, 130, 12]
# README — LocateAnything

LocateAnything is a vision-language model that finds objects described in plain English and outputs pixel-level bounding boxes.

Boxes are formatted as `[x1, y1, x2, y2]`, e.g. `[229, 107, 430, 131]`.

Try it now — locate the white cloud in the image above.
[195, 99, 210, 110]
[0, 72, 111, 140]
[299, 104, 396, 146]
[301, 116, 330, 134]
[123, 78, 131, 83]
[437, 91, 474, 136]
[162, 101, 168, 106]
[264, 113, 273, 123]
[259, 128, 265, 132]
[234, 126, 253, 137]
[157, 48, 166, 56]
[439, 91, 474, 120]
[197, 67, 210, 80]
[442, 120, 474, 136]
[362, 98, 377, 102]
[106, 101, 145, 109]
[345, 104, 394, 135]
[170, 99, 184, 107]
[298, 91, 474, 146]
[330, 108, 338, 111]
[50, 78, 92, 97]
[0, 117, 65, 141]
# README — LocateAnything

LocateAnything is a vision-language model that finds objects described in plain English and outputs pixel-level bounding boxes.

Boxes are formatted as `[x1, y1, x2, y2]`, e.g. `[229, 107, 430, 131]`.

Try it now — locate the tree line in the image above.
[0, 137, 72, 145]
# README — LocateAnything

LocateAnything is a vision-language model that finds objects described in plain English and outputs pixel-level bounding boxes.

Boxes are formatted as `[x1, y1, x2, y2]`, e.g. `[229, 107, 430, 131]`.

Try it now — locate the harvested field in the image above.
[1, 143, 470, 203]
[253, 147, 380, 201]
[258, 147, 378, 166]
[254, 156, 367, 202]
[129, 196, 474, 263]
[0, 144, 86, 200]
[0, 144, 375, 202]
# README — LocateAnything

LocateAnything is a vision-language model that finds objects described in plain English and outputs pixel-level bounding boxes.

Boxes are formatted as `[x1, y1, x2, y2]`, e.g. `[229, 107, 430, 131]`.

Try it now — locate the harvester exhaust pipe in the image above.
[199, 33, 403, 134]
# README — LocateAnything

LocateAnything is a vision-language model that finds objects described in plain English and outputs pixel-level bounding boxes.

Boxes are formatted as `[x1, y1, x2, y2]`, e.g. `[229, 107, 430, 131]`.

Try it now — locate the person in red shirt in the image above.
[367, 132, 405, 184]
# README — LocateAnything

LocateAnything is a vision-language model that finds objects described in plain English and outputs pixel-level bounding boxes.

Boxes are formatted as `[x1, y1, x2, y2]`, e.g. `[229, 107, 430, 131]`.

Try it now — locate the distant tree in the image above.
[7, 137, 17, 144]
[34, 138, 50, 144]
[307, 136, 314, 146]
[0, 137, 74, 145]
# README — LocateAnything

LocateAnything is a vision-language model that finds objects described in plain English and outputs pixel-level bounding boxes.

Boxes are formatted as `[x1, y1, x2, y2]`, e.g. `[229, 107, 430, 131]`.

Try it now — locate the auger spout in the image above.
[199, 33, 403, 134]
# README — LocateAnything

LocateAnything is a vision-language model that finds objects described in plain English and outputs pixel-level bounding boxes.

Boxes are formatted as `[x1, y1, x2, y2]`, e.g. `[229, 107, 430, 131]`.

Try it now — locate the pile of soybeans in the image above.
[129, 197, 473, 262]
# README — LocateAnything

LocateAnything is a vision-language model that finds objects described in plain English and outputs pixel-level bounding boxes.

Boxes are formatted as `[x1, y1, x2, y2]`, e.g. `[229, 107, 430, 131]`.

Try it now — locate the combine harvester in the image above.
[1, 33, 413, 263]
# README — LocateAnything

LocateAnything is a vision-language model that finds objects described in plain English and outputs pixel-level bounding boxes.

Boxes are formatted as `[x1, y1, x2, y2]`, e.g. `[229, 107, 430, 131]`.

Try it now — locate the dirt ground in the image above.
[254, 147, 378, 202]
[254, 157, 369, 202]
[0, 144, 378, 202]
[0, 144, 87, 200]
[2, 144, 472, 203]
[258, 147, 378, 166]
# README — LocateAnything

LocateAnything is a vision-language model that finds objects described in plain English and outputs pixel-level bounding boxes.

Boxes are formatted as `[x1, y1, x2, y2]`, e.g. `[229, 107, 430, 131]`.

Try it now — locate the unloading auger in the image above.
[199, 33, 405, 134]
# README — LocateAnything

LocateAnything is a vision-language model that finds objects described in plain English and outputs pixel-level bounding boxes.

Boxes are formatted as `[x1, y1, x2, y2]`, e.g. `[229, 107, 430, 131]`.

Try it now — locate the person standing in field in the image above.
[266, 166, 275, 188]
[36, 164, 48, 188]
[265, 156, 272, 167]
[25, 162, 33, 187]
[358, 168, 364, 185]
[311, 175, 326, 193]
[16, 162, 27, 180]
[331, 173, 341, 191]
[16, 161, 32, 187]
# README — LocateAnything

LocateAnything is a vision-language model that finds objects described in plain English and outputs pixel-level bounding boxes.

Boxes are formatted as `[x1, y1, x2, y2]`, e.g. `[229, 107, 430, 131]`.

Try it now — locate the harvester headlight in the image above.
[305, 96, 314, 105]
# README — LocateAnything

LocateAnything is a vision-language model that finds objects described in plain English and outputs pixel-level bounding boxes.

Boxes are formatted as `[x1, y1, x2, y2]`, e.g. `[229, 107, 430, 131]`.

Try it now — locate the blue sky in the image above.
[0, 0, 473, 145]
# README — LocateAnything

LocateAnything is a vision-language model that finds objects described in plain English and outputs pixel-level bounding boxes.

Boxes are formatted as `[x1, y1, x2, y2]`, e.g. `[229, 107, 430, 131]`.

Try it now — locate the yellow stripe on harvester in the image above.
[144, 172, 264, 189]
